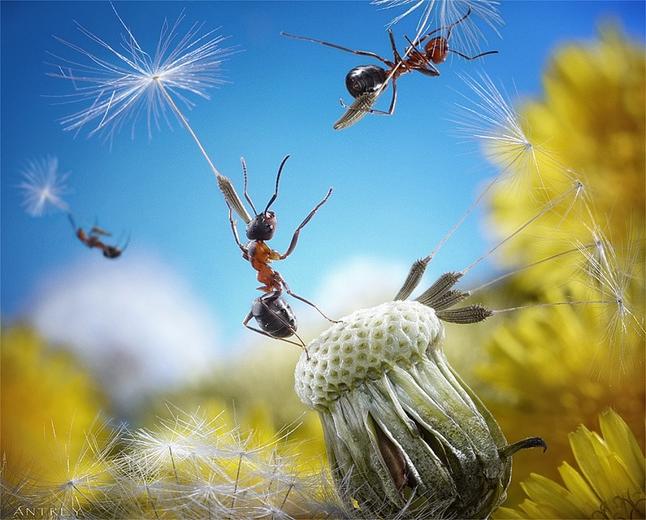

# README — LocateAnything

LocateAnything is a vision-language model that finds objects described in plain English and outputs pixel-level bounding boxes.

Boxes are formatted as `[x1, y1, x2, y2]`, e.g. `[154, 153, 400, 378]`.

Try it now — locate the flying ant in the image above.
[282, 8, 497, 129]
[68, 214, 129, 259]
[225, 155, 335, 356]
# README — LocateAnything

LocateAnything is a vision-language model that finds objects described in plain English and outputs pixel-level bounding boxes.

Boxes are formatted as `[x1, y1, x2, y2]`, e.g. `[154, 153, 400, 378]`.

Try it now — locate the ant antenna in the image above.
[240, 157, 258, 216]
[66, 212, 77, 231]
[265, 155, 290, 214]
[449, 49, 499, 60]
[446, 7, 472, 40]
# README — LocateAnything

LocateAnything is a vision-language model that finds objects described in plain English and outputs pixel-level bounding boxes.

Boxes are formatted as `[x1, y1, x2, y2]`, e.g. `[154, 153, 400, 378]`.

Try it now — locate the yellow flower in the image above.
[488, 26, 645, 269]
[1, 327, 112, 515]
[495, 409, 645, 519]
[461, 27, 646, 502]
[475, 291, 644, 499]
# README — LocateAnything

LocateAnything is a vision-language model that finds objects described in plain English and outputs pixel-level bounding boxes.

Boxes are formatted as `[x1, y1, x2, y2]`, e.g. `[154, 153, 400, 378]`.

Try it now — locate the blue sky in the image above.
[2, 1, 644, 347]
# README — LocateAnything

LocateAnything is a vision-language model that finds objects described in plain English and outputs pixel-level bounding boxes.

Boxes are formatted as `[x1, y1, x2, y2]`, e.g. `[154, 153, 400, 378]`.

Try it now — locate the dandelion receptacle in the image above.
[295, 290, 545, 518]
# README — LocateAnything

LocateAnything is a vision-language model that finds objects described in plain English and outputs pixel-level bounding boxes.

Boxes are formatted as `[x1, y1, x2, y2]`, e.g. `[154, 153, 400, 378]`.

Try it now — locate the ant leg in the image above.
[387, 29, 402, 63]
[403, 36, 440, 76]
[227, 204, 248, 256]
[280, 188, 333, 259]
[413, 7, 473, 47]
[281, 280, 339, 324]
[120, 232, 132, 253]
[242, 310, 310, 358]
[240, 157, 258, 215]
[448, 49, 498, 61]
[386, 79, 398, 115]
[339, 81, 397, 116]
[394, 257, 430, 301]
[281, 32, 394, 67]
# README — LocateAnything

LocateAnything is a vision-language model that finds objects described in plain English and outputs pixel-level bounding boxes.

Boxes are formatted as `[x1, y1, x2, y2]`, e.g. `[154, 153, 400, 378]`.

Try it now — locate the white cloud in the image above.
[28, 253, 219, 411]
[311, 256, 409, 318]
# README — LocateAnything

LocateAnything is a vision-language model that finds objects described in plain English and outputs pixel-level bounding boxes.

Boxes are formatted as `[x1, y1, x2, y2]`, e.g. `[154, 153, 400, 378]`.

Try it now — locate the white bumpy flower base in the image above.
[295, 301, 512, 519]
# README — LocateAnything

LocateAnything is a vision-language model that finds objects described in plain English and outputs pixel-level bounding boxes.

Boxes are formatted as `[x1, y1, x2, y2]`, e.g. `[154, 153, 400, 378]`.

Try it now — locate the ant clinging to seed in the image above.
[282, 7, 497, 129]
[68, 213, 130, 259]
[225, 155, 336, 357]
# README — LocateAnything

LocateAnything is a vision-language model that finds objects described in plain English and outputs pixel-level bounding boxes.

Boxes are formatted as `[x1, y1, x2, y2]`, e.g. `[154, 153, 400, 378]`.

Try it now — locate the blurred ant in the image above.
[68, 214, 129, 259]
[282, 8, 497, 129]
[225, 155, 334, 356]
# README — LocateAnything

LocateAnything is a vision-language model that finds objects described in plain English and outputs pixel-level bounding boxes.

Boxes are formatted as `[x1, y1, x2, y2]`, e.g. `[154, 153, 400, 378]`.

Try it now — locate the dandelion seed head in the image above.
[575, 226, 643, 362]
[48, 6, 234, 141]
[453, 74, 542, 181]
[18, 156, 70, 217]
[373, 0, 502, 56]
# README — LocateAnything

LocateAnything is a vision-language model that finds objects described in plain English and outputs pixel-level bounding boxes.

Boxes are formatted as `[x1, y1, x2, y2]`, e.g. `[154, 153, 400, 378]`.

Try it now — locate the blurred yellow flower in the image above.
[1, 327, 111, 514]
[463, 27, 646, 503]
[476, 289, 644, 496]
[495, 409, 645, 519]
[487, 26, 644, 273]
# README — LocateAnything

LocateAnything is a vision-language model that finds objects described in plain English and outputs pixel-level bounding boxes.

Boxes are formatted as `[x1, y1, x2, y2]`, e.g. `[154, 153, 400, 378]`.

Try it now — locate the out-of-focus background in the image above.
[1, 1, 644, 516]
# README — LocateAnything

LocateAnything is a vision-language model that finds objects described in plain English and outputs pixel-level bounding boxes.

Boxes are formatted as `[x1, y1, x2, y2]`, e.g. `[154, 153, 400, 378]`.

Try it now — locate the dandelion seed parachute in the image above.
[18, 156, 69, 217]
[576, 227, 643, 354]
[49, 5, 252, 223]
[373, 0, 503, 57]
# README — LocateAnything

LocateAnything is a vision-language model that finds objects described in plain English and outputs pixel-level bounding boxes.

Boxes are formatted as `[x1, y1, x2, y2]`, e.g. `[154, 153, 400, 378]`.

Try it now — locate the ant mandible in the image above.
[225, 155, 335, 356]
[282, 8, 497, 129]
[68, 214, 129, 259]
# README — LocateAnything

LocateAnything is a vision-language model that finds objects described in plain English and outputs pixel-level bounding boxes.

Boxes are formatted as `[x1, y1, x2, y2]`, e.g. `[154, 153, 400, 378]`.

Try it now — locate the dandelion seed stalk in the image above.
[50, 6, 252, 223]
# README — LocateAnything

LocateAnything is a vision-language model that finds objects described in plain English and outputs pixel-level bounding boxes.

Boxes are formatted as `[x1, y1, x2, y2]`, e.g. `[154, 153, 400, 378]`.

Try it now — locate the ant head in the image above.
[102, 246, 122, 259]
[246, 211, 277, 240]
[425, 37, 449, 64]
[242, 155, 289, 241]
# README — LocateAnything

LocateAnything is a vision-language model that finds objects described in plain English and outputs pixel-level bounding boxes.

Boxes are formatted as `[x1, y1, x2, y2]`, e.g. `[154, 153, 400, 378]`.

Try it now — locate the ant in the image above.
[67, 214, 129, 259]
[225, 155, 335, 356]
[282, 8, 497, 129]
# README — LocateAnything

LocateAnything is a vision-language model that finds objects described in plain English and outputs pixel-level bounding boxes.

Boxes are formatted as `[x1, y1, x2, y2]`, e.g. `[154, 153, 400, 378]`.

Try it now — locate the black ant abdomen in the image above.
[345, 65, 388, 98]
[102, 246, 123, 259]
[251, 292, 298, 339]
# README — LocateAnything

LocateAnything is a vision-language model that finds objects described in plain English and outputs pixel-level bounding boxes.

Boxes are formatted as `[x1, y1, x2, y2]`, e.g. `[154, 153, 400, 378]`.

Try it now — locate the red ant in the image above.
[68, 214, 129, 259]
[225, 155, 335, 356]
[282, 8, 497, 129]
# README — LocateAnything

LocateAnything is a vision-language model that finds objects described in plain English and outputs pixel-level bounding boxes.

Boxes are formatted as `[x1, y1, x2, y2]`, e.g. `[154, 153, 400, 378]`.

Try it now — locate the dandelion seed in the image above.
[25, 418, 123, 516]
[454, 73, 544, 181]
[373, 0, 502, 56]
[18, 156, 70, 217]
[49, 5, 252, 223]
[468, 243, 594, 295]
[122, 410, 225, 479]
[576, 227, 644, 355]
[48, 5, 231, 142]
